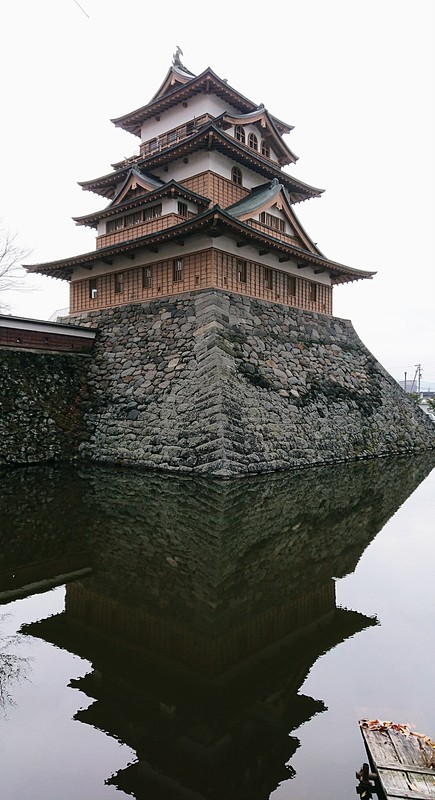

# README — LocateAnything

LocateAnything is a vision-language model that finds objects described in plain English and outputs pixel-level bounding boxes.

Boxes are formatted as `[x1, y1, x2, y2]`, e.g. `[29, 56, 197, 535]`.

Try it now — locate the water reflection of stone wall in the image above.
[0, 466, 91, 594]
[19, 455, 434, 800]
[79, 454, 435, 625]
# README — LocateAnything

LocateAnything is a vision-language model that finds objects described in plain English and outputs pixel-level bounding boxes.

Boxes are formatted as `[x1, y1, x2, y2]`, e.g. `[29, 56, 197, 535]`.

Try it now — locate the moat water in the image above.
[0, 455, 434, 800]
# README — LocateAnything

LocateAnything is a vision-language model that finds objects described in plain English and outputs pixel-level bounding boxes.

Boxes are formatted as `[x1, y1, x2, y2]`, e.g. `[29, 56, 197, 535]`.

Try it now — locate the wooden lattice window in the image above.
[309, 282, 317, 302]
[114, 273, 124, 294]
[144, 203, 162, 221]
[264, 268, 274, 290]
[287, 275, 296, 296]
[248, 133, 258, 150]
[173, 258, 183, 282]
[106, 216, 125, 233]
[177, 201, 188, 218]
[237, 260, 247, 283]
[261, 140, 271, 158]
[124, 211, 143, 227]
[142, 266, 152, 289]
[235, 125, 245, 143]
[89, 278, 97, 299]
[259, 211, 285, 232]
[231, 166, 243, 186]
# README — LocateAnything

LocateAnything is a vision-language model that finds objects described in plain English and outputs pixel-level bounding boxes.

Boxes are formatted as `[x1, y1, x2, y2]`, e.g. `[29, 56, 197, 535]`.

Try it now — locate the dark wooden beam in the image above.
[297, 262, 308, 269]
[279, 256, 290, 263]
[177, 239, 185, 246]
[102, 258, 113, 265]
[126, 253, 135, 260]
[81, 265, 93, 270]
[314, 268, 325, 274]
[259, 249, 269, 255]
[236, 240, 247, 248]
[148, 246, 159, 253]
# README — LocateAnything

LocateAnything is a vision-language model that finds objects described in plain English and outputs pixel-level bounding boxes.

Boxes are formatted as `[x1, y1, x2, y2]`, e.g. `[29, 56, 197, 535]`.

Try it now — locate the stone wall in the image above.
[68, 289, 435, 476]
[0, 349, 89, 465]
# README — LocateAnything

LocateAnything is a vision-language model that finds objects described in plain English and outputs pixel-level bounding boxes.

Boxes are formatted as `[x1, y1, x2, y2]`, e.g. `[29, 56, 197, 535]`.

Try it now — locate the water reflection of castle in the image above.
[19, 455, 435, 799]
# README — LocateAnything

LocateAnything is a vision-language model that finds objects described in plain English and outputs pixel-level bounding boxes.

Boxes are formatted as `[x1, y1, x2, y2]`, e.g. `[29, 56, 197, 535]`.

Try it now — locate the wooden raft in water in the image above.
[359, 720, 435, 800]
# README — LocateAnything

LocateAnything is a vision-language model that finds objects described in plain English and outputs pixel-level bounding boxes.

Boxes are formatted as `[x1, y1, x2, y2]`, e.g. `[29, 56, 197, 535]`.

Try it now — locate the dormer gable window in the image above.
[259, 211, 285, 232]
[231, 166, 243, 186]
[248, 133, 258, 151]
[235, 125, 245, 144]
[261, 140, 271, 158]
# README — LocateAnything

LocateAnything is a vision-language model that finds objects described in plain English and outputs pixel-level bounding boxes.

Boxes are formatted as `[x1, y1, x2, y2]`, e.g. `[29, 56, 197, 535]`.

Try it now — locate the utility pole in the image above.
[404, 371, 407, 392]
[414, 364, 422, 395]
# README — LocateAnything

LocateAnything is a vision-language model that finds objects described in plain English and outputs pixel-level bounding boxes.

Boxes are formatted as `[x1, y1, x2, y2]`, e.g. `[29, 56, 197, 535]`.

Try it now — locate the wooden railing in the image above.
[96, 214, 184, 249]
[140, 114, 214, 158]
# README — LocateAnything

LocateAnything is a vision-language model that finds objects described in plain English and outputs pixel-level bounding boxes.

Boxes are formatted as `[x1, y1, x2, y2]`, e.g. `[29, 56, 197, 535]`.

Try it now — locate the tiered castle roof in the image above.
[26, 56, 374, 309]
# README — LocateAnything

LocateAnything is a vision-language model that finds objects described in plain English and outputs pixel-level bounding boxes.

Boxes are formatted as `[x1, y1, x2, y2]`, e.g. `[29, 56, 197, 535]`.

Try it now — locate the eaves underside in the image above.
[73, 182, 211, 227]
[25, 208, 375, 285]
[79, 126, 323, 203]
[111, 68, 291, 136]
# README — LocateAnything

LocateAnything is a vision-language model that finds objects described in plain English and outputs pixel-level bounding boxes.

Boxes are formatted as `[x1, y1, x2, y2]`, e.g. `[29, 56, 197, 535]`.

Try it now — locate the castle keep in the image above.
[23, 55, 434, 475]
[27, 53, 374, 312]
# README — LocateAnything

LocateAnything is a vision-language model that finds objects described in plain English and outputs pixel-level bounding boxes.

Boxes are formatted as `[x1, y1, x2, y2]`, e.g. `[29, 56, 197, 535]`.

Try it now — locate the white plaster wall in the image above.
[141, 95, 241, 141]
[153, 151, 212, 183]
[153, 150, 272, 192]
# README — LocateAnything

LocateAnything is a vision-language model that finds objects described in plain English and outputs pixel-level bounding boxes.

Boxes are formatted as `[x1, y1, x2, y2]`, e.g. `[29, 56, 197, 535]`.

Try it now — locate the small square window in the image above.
[309, 283, 317, 302]
[264, 268, 274, 290]
[178, 201, 188, 218]
[231, 166, 243, 186]
[89, 279, 97, 300]
[237, 260, 247, 283]
[287, 275, 296, 296]
[173, 258, 183, 282]
[142, 266, 152, 289]
[114, 273, 124, 294]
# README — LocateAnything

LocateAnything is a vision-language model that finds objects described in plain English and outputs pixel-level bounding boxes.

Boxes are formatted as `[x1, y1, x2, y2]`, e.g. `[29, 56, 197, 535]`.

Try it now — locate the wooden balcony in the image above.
[96, 214, 185, 249]
[140, 114, 214, 158]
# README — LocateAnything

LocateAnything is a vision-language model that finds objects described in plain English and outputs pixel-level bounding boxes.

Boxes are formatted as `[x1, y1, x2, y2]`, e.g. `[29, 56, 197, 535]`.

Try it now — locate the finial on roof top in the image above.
[271, 177, 279, 187]
[172, 45, 186, 70]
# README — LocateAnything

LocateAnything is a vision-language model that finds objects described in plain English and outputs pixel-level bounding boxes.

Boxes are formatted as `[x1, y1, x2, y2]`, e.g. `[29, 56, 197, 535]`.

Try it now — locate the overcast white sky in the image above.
[1, 0, 434, 386]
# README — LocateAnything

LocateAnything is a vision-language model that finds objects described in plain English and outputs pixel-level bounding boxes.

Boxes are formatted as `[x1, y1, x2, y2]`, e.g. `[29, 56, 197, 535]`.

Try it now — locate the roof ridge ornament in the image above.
[172, 45, 187, 71]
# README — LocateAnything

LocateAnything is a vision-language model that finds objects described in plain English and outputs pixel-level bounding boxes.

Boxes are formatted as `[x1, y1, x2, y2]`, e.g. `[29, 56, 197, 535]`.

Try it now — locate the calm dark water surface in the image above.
[0, 455, 434, 800]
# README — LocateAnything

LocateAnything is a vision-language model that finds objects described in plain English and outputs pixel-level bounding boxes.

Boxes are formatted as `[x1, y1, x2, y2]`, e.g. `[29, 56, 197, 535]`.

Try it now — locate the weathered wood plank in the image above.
[379, 762, 435, 777]
[360, 720, 435, 800]
[382, 791, 435, 800]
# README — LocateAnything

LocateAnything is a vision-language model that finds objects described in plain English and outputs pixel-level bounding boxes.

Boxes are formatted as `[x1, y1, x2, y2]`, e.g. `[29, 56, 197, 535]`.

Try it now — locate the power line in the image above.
[72, 0, 89, 18]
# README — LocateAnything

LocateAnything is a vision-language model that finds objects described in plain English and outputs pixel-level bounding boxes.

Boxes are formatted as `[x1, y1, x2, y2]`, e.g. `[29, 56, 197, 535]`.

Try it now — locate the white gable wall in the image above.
[227, 123, 279, 163]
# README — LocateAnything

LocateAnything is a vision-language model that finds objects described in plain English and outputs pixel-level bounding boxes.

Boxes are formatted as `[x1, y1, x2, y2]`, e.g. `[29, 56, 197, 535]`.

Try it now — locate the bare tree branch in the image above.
[0, 615, 32, 715]
[0, 223, 32, 313]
